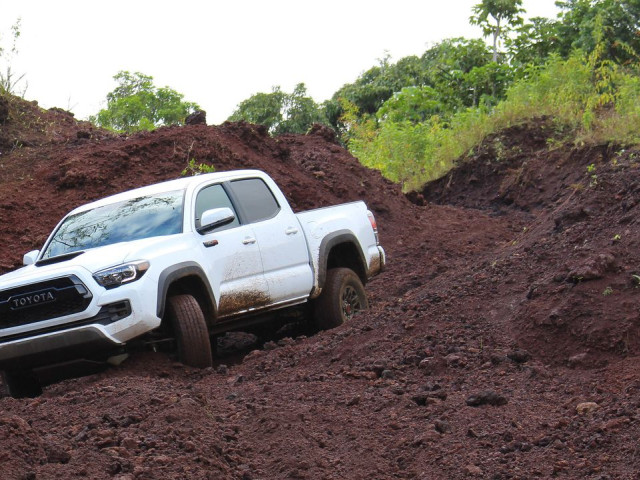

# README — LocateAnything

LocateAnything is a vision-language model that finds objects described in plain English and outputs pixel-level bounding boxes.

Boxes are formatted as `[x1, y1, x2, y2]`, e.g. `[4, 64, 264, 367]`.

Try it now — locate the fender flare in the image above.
[316, 230, 367, 290]
[156, 262, 216, 319]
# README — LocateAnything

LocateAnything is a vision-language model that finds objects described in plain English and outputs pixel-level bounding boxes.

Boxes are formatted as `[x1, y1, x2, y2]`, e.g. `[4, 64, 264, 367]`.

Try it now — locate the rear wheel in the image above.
[166, 294, 213, 368]
[2, 370, 42, 398]
[314, 268, 368, 330]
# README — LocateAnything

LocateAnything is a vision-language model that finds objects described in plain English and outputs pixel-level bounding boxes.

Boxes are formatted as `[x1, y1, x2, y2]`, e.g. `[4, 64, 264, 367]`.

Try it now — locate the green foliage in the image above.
[377, 86, 444, 124]
[349, 119, 432, 190]
[326, 38, 500, 132]
[421, 38, 501, 109]
[228, 87, 285, 132]
[228, 83, 325, 135]
[507, 17, 562, 70]
[470, 0, 524, 61]
[587, 163, 598, 186]
[181, 159, 216, 177]
[91, 71, 199, 132]
[348, 107, 493, 191]
[555, 0, 640, 63]
[0, 18, 27, 96]
[495, 53, 594, 128]
[349, 41, 640, 191]
[228, 0, 640, 194]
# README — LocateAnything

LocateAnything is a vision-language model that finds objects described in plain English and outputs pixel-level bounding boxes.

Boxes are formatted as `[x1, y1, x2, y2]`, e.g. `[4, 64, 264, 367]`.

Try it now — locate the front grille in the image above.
[0, 275, 93, 329]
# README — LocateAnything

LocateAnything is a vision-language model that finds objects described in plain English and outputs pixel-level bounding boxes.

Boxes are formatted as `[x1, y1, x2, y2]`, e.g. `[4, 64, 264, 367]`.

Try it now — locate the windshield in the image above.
[41, 190, 184, 259]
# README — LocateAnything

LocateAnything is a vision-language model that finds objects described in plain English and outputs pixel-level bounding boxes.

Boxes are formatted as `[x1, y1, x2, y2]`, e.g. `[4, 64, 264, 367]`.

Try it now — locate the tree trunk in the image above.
[492, 18, 501, 63]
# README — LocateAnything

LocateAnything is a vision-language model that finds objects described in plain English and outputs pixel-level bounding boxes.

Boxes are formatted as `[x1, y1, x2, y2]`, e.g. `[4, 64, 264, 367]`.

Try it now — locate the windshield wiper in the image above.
[35, 251, 85, 267]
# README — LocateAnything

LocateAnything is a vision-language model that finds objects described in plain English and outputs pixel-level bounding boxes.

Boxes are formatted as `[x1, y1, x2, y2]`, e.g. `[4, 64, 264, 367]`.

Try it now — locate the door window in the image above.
[194, 184, 239, 230]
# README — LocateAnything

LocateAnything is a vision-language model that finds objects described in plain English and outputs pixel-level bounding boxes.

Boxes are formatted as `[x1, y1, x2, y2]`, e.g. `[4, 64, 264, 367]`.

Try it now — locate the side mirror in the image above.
[198, 208, 235, 234]
[23, 250, 40, 266]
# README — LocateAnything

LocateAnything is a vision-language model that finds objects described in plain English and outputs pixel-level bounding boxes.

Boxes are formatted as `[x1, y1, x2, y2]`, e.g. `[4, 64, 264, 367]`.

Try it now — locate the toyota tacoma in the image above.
[0, 170, 385, 397]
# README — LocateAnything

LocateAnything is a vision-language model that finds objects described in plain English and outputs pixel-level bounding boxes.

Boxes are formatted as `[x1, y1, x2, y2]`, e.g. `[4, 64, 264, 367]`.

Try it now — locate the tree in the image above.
[421, 38, 495, 109]
[228, 83, 325, 135]
[506, 17, 562, 71]
[554, 0, 640, 63]
[470, 0, 525, 62]
[91, 71, 200, 132]
[376, 86, 444, 124]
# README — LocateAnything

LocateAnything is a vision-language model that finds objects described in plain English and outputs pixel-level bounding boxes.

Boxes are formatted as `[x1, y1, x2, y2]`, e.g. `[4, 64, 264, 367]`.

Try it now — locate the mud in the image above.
[217, 290, 272, 318]
[0, 99, 639, 479]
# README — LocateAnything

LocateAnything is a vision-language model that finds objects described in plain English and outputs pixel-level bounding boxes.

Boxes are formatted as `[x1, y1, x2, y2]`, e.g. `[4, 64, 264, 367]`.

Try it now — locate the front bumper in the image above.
[0, 322, 123, 370]
[0, 270, 162, 371]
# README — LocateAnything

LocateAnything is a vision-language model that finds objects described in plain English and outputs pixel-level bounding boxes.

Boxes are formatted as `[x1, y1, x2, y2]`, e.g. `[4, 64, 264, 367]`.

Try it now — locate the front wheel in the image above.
[166, 294, 213, 368]
[314, 268, 368, 330]
[2, 370, 42, 398]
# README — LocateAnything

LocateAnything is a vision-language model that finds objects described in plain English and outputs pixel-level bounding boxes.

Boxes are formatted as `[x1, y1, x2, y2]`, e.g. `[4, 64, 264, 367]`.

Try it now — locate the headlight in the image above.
[94, 260, 150, 289]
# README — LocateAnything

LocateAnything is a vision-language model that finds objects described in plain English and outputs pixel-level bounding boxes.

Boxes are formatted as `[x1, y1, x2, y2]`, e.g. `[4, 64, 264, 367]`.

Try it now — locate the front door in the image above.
[194, 183, 269, 317]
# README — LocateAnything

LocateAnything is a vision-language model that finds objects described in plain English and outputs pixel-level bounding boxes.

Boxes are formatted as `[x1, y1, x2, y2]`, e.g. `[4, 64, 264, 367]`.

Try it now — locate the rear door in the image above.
[193, 182, 270, 317]
[227, 178, 313, 304]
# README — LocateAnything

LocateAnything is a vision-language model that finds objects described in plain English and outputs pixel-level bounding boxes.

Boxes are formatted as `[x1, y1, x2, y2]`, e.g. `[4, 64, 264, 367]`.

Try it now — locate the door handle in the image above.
[285, 227, 299, 235]
[242, 237, 257, 245]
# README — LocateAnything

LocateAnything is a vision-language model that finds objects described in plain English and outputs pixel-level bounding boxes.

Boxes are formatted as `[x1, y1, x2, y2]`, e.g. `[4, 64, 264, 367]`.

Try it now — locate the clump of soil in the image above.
[1, 98, 639, 479]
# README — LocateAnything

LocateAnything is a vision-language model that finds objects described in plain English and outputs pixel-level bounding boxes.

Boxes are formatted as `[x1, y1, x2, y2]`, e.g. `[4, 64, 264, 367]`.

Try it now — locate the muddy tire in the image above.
[2, 370, 42, 398]
[314, 268, 368, 330]
[166, 294, 213, 368]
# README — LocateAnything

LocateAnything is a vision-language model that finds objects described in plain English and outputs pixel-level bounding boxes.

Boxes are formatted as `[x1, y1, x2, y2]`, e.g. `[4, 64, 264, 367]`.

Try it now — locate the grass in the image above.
[349, 50, 640, 192]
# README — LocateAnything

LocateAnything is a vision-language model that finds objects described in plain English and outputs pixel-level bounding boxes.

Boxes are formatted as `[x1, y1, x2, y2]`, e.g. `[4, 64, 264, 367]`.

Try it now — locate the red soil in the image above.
[0, 96, 639, 479]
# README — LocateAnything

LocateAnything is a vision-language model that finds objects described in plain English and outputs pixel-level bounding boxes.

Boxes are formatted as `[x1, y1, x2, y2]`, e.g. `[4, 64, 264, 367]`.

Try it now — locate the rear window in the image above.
[229, 178, 280, 223]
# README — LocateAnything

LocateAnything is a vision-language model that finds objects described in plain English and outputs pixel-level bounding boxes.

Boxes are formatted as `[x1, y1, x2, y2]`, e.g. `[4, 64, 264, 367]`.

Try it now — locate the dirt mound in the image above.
[412, 119, 640, 364]
[1, 95, 640, 479]
[0, 116, 412, 273]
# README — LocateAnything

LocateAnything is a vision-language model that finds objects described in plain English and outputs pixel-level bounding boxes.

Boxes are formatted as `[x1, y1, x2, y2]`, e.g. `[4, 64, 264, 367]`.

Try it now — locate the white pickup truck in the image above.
[0, 170, 385, 397]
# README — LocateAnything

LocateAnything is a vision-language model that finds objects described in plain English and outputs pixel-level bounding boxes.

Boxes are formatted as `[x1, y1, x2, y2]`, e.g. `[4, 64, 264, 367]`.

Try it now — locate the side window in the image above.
[229, 178, 280, 223]
[194, 184, 239, 230]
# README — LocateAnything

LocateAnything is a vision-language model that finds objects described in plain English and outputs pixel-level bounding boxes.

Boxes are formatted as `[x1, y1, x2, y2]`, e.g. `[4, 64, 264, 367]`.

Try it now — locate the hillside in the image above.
[0, 95, 639, 479]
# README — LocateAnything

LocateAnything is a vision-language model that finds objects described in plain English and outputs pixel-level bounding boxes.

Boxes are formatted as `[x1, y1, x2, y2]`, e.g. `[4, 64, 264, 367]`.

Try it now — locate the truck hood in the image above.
[0, 235, 187, 289]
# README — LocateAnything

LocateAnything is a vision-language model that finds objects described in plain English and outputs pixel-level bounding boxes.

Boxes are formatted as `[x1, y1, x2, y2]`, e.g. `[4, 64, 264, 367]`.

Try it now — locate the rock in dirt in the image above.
[567, 352, 589, 368]
[346, 395, 361, 406]
[464, 464, 483, 476]
[466, 391, 508, 407]
[381, 369, 395, 380]
[576, 402, 600, 415]
[507, 349, 531, 364]
[567, 253, 616, 282]
[307, 123, 339, 144]
[185, 110, 207, 125]
[434, 420, 450, 434]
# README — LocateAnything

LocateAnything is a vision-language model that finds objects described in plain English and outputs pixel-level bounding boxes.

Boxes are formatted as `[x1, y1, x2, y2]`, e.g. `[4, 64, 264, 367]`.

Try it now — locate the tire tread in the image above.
[167, 294, 213, 368]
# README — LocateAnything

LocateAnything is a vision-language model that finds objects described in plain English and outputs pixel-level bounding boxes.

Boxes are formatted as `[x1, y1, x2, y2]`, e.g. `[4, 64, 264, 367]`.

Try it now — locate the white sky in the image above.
[1, 0, 560, 125]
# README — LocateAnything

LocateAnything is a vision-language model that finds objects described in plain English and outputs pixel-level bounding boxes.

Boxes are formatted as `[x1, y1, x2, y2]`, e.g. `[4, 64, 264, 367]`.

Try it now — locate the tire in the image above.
[2, 370, 42, 398]
[166, 294, 213, 368]
[314, 268, 368, 330]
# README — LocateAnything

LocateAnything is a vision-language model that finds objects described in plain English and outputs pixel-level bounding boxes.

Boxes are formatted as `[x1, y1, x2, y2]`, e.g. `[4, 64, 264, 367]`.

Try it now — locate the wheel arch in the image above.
[156, 262, 216, 326]
[317, 231, 368, 290]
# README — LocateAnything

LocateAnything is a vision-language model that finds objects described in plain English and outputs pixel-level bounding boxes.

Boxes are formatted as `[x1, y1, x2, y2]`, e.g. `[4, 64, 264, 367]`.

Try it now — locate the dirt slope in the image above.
[0, 97, 639, 479]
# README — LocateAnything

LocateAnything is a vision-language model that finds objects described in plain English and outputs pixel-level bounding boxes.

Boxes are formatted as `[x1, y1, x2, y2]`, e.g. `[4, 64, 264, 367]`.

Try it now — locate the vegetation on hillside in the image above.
[91, 71, 200, 133]
[4, 2, 636, 191]
[228, 0, 640, 191]
[0, 18, 27, 97]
